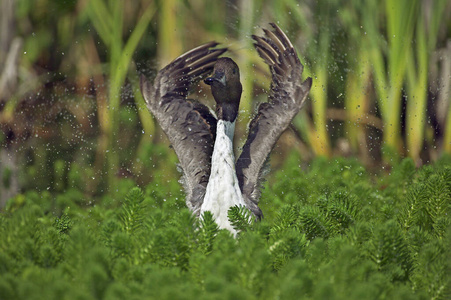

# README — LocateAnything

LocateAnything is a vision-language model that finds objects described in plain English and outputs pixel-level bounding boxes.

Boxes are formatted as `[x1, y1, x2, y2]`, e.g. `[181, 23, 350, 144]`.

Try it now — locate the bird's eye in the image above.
[232, 68, 237, 74]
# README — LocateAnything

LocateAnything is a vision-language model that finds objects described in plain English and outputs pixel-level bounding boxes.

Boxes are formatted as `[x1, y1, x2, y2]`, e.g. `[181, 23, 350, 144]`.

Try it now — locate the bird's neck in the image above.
[216, 102, 239, 123]
[218, 119, 236, 141]
[210, 119, 237, 182]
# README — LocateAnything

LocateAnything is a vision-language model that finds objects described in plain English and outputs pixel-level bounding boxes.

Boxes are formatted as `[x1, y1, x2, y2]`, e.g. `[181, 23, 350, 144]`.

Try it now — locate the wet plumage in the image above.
[140, 23, 312, 232]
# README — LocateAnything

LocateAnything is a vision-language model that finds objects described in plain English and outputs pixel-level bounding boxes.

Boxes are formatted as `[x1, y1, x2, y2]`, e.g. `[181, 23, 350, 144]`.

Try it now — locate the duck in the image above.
[140, 23, 312, 233]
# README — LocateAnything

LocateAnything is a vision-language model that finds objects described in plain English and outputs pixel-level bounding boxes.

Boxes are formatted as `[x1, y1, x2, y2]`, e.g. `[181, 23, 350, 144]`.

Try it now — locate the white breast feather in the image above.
[201, 120, 245, 235]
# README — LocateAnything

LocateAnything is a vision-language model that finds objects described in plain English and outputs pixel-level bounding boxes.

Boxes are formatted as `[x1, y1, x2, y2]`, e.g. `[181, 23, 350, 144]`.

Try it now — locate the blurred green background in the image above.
[0, 0, 450, 206]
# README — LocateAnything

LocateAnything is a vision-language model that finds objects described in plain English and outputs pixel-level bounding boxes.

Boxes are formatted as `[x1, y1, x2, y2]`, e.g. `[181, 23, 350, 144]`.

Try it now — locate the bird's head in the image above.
[204, 57, 242, 122]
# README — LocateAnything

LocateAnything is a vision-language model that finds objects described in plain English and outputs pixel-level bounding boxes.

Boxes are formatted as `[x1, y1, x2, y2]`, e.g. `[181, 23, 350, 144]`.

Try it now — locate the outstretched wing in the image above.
[140, 42, 227, 215]
[236, 23, 312, 215]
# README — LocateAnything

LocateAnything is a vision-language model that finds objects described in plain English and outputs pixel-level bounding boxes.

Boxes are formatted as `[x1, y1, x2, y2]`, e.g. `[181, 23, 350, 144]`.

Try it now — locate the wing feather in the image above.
[236, 23, 312, 215]
[140, 42, 226, 215]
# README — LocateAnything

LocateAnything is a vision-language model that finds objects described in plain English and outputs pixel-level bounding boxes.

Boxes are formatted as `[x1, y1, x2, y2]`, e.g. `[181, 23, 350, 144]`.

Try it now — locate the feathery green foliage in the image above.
[228, 205, 254, 234]
[1, 156, 450, 299]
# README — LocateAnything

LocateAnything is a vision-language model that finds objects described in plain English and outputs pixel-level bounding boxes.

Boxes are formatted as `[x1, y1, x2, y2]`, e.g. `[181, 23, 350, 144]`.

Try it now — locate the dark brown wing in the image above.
[140, 42, 227, 215]
[236, 23, 312, 215]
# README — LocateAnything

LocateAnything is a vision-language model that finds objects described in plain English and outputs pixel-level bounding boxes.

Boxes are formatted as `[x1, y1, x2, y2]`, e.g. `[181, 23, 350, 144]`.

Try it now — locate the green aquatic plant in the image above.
[1, 157, 450, 299]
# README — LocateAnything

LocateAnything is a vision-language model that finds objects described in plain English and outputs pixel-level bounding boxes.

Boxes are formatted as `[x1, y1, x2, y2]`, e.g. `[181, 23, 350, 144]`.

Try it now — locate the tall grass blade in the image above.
[406, 17, 427, 164]
[345, 49, 371, 152]
[158, 0, 181, 68]
[238, 0, 258, 124]
[406, 0, 447, 163]
[86, 0, 154, 188]
[366, 0, 419, 156]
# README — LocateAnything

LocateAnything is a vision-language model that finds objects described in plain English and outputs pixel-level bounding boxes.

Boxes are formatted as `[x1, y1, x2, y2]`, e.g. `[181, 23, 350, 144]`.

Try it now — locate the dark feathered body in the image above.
[140, 23, 312, 232]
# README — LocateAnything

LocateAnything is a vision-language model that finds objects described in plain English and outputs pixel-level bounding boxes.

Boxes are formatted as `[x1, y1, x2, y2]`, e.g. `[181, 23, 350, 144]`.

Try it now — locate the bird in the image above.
[140, 23, 312, 234]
